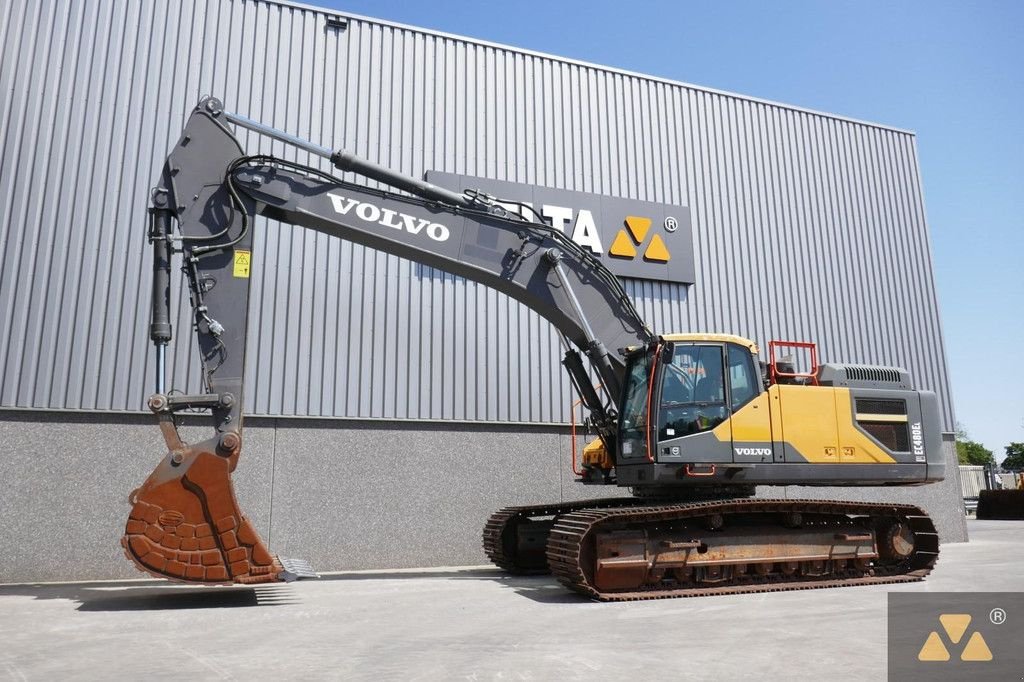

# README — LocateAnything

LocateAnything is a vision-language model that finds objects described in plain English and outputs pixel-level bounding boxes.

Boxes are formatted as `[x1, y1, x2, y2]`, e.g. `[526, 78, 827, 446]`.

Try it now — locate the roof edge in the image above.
[260, 0, 917, 136]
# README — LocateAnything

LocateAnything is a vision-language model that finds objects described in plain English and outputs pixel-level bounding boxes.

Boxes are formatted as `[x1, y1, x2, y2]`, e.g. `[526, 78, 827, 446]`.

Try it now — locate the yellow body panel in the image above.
[776, 385, 896, 463]
[713, 391, 772, 442]
[768, 386, 785, 448]
[582, 438, 614, 470]
[774, 385, 841, 462]
[834, 390, 899, 463]
[710, 385, 897, 464]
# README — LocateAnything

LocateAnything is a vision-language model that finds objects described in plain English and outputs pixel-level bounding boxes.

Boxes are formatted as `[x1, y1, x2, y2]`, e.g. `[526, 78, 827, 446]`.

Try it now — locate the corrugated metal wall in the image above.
[0, 0, 955, 428]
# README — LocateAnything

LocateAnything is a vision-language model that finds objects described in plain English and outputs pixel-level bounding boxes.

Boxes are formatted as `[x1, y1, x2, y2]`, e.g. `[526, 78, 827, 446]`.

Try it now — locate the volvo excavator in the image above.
[123, 97, 943, 600]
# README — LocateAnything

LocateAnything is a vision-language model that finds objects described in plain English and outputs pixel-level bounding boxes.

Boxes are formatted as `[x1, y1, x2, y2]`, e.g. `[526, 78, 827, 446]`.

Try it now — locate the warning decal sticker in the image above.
[233, 250, 251, 278]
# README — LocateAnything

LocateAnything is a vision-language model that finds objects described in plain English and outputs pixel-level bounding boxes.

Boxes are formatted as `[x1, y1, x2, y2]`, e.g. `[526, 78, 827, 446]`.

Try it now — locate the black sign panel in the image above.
[888, 592, 1023, 681]
[426, 171, 695, 285]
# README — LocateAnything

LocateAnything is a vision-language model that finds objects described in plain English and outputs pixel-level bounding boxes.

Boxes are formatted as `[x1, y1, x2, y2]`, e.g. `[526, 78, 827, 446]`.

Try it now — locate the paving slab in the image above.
[0, 520, 1020, 681]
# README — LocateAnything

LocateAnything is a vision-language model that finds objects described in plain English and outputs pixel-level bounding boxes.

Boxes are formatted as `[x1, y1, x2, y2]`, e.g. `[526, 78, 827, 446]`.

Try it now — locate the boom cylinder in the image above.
[149, 206, 173, 394]
[329, 150, 470, 208]
[563, 349, 606, 417]
[222, 106, 469, 208]
[547, 251, 623, 399]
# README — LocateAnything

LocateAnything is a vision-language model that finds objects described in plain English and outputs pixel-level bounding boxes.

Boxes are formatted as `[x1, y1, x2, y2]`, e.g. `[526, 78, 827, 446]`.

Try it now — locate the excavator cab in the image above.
[612, 333, 945, 490]
[617, 335, 764, 470]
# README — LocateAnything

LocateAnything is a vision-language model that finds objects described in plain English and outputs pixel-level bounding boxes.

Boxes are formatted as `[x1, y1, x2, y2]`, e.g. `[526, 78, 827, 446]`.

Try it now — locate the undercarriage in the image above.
[483, 497, 938, 601]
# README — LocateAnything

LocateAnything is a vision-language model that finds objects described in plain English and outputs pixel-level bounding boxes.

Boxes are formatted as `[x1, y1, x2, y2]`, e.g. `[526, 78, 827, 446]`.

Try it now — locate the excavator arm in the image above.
[124, 97, 652, 584]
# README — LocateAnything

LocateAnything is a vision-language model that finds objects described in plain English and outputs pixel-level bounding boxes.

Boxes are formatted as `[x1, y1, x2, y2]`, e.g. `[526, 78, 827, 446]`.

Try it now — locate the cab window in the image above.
[728, 344, 758, 410]
[618, 349, 652, 458]
[658, 344, 727, 440]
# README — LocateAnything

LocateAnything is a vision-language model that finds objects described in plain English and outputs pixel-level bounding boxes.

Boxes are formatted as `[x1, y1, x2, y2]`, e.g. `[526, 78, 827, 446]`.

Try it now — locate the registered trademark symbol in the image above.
[664, 216, 678, 232]
[991, 607, 1007, 625]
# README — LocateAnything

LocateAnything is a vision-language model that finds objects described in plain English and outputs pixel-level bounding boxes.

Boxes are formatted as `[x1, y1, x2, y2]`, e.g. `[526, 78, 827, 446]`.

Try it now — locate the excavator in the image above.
[123, 97, 944, 600]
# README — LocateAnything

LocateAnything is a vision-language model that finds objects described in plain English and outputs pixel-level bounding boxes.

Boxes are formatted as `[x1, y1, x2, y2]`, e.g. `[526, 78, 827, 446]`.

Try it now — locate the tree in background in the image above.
[1002, 442, 1024, 471]
[955, 423, 995, 466]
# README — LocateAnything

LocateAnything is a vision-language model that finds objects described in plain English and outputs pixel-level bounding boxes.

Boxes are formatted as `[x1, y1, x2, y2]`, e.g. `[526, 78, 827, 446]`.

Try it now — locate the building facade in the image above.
[0, 0, 965, 582]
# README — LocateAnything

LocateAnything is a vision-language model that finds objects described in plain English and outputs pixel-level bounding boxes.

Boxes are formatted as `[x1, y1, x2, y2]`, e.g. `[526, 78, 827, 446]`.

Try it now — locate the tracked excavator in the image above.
[123, 97, 943, 600]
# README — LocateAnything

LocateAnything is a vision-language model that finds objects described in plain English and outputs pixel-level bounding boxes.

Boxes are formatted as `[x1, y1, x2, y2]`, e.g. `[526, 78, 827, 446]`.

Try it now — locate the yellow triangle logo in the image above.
[643, 233, 671, 262]
[917, 631, 950, 661]
[609, 230, 637, 258]
[624, 216, 651, 244]
[939, 614, 971, 644]
[918, 614, 994, 663]
[960, 632, 993, 661]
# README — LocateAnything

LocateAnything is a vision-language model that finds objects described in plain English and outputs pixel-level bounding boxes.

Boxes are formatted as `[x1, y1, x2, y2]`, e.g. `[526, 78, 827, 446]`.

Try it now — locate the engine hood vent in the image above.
[818, 363, 912, 389]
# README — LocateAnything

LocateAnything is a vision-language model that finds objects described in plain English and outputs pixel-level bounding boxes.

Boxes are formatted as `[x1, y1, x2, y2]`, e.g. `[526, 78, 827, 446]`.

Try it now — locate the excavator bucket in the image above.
[121, 435, 316, 584]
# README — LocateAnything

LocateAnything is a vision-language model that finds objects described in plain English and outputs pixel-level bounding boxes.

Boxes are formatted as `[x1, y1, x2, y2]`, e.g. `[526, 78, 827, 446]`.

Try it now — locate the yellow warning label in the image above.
[233, 250, 251, 278]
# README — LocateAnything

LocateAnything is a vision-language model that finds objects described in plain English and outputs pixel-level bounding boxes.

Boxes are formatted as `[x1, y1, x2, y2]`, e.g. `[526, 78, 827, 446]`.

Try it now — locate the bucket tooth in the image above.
[278, 557, 319, 581]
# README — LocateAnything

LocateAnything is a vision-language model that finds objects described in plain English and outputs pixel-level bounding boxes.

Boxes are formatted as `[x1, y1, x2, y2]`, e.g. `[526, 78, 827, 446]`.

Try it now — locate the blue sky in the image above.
[321, 0, 1024, 457]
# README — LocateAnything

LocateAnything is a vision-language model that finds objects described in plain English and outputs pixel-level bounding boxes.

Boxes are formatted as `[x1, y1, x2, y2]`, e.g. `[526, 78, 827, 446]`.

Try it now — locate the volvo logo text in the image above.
[735, 447, 772, 457]
[327, 193, 451, 242]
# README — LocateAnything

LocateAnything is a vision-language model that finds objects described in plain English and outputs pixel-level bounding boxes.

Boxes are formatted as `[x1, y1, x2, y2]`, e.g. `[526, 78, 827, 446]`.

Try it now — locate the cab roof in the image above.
[660, 333, 760, 354]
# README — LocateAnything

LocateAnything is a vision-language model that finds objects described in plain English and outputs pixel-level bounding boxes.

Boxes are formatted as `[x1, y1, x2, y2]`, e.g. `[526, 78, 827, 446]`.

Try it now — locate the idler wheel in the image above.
[881, 521, 916, 560]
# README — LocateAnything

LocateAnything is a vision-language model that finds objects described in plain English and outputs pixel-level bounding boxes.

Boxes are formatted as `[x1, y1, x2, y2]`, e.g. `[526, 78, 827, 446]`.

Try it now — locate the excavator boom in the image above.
[125, 97, 650, 584]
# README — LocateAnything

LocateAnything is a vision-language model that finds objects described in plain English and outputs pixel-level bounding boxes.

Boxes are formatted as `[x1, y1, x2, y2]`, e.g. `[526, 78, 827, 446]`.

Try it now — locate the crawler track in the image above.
[483, 498, 642, 574]
[485, 498, 938, 601]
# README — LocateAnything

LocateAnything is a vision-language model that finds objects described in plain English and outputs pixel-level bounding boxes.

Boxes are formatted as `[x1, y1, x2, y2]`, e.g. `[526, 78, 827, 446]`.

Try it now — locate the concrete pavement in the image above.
[1, 520, 1020, 681]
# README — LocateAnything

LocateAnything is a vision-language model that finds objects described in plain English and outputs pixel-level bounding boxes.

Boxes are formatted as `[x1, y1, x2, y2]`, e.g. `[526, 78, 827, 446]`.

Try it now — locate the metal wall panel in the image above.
[0, 0, 955, 429]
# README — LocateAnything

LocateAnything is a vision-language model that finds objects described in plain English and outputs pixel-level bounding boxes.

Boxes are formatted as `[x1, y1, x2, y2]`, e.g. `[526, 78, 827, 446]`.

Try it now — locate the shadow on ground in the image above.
[0, 568, 590, 609]
[0, 582, 300, 611]
[318, 567, 590, 604]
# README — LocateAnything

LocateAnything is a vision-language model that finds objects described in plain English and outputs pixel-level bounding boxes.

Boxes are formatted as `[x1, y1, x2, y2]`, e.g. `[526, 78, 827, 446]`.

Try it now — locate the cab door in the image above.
[617, 347, 655, 463]
[725, 343, 775, 464]
[654, 343, 732, 463]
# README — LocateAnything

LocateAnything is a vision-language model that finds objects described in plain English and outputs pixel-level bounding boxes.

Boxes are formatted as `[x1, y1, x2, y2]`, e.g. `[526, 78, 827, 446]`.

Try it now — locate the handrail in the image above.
[768, 340, 819, 386]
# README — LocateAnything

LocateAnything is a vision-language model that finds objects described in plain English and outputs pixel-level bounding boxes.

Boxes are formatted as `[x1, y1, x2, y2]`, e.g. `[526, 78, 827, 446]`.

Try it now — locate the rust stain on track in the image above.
[484, 498, 939, 601]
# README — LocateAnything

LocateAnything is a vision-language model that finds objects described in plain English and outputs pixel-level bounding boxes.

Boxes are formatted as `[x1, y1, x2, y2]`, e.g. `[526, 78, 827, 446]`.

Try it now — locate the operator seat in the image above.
[694, 363, 723, 403]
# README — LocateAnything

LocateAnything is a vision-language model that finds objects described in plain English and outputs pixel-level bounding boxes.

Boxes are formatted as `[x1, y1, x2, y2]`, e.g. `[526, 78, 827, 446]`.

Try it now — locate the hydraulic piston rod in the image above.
[546, 248, 622, 400]
[223, 107, 470, 208]
[148, 203, 173, 396]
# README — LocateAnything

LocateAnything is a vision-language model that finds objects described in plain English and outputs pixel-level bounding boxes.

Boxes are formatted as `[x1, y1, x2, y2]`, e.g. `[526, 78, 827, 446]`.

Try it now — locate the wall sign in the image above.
[426, 172, 695, 285]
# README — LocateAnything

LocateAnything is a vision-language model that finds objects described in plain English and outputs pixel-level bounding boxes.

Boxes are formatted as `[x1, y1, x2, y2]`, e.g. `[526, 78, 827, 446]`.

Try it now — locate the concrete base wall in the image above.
[0, 411, 967, 583]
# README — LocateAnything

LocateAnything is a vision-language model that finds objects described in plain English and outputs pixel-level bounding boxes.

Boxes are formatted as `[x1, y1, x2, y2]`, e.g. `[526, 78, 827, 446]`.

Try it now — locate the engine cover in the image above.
[818, 363, 913, 390]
